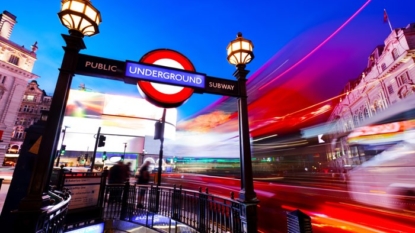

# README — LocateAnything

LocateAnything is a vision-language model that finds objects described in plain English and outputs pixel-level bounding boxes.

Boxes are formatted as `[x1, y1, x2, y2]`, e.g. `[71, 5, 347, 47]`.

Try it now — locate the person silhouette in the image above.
[136, 161, 151, 208]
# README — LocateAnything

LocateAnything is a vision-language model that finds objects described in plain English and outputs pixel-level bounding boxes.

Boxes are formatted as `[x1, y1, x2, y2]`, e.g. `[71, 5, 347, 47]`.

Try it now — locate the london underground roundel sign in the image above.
[137, 49, 196, 108]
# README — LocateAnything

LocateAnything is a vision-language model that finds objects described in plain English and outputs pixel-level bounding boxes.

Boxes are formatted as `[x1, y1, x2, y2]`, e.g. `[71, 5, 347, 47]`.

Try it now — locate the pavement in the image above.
[0, 166, 14, 214]
[0, 178, 11, 214]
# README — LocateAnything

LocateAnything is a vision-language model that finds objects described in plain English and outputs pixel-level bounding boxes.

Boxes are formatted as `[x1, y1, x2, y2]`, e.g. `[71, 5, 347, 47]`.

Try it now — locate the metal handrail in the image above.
[43, 194, 71, 214]
[33, 190, 72, 233]
[102, 183, 242, 233]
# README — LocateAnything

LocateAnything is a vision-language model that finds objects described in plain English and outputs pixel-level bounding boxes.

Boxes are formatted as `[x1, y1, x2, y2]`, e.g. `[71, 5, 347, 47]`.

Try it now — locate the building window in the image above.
[373, 100, 379, 112]
[359, 111, 364, 122]
[8, 55, 19, 65]
[396, 72, 412, 87]
[1, 76, 5, 84]
[364, 108, 369, 118]
[396, 76, 401, 86]
[16, 131, 24, 139]
[26, 95, 35, 101]
[353, 115, 359, 126]
[387, 85, 394, 95]
[346, 119, 353, 131]
[16, 118, 24, 125]
[381, 63, 387, 71]
[351, 146, 359, 157]
[392, 48, 399, 60]
[23, 105, 29, 112]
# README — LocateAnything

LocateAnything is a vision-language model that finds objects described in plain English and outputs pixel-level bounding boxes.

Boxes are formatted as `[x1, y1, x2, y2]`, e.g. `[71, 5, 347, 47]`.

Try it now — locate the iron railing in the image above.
[14, 190, 71, 233]
[39, 191, 72, 232]
[103, 182, 243, 233]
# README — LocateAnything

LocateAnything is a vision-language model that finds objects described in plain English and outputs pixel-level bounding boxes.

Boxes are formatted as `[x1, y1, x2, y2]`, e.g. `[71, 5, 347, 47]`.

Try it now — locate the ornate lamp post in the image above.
[227, 32, 258, 233]
[14, 1, 101, 231]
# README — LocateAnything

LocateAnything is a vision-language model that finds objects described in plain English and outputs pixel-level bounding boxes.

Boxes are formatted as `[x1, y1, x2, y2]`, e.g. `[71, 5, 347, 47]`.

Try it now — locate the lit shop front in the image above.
[57, 89, 177, 170]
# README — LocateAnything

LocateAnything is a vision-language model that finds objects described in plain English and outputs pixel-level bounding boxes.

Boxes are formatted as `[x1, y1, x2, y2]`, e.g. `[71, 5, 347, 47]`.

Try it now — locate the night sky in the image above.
[2, 0, 415, 121]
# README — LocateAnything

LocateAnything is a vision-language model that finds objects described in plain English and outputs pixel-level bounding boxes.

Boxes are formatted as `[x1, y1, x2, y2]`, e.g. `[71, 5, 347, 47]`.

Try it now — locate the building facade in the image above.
[0, 10, 39, 166]
[326, 23, 415, 170]
[6, 81, 51, 157]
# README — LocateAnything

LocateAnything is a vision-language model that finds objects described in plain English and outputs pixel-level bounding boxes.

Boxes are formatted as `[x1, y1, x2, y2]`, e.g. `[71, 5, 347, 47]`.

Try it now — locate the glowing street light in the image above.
[58, 0, 101, 37]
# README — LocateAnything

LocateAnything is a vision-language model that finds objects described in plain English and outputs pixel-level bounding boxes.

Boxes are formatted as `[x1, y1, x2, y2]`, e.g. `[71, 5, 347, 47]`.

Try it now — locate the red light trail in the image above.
[259, 0, 372, 90]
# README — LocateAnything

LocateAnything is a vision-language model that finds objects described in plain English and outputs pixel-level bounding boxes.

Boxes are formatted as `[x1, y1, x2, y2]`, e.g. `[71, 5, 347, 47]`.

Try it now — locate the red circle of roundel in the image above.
[137, 49, 196, 108]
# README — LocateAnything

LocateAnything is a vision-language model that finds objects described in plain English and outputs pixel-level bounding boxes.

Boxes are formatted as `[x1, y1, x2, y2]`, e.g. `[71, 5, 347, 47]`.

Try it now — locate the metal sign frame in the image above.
[75, 53, 239, 98]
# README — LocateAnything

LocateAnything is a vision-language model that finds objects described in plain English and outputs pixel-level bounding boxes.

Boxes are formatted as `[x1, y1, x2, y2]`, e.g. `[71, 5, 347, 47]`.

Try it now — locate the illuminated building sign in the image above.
[348, 120, 415, 138]
[125, 62, 205, 89]
[347, 120, 415, 144]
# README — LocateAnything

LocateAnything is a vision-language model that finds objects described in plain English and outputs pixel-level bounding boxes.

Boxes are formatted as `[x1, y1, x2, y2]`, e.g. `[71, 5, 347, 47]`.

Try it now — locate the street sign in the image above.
[125, 62, 205, 89]
[75, 54, 125, 80]
[74, 52, 242, 105]
[134, 49, 199, 108]
[29, 136, 42, 155]
[64, 176, 101, 210]
[205, 76, 239, 97]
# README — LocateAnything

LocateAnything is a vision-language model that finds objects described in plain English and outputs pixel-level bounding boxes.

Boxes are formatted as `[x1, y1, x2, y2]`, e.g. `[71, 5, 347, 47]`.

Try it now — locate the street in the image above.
[0, 183, 10, 214]
[162, 173, 415, 233]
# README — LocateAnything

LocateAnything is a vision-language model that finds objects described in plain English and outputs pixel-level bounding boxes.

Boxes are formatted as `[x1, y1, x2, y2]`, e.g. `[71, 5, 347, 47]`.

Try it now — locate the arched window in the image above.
[381, 63, 387, 71]
[359, 111, 364, 122]
[392, 48, 399, 60]
[8, 55, 19, 65]
[364, 108, 369, 118]
[353, 115, 359, 126]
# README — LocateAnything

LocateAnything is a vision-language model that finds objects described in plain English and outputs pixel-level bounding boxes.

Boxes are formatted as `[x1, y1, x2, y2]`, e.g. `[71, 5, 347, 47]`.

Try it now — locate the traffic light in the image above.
[98, 135, 106, 147]
[60, 145, 66, 155]
[102, 151, 107, 162]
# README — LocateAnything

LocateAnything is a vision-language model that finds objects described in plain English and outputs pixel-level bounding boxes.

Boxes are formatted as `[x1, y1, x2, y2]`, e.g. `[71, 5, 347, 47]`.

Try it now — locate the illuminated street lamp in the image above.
[58, 0, 101, 37]
[227, 32, 254, 66]
[227, 32, 258, 233]
[15, 1, 101, 231]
